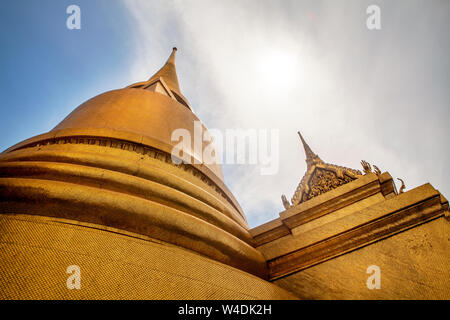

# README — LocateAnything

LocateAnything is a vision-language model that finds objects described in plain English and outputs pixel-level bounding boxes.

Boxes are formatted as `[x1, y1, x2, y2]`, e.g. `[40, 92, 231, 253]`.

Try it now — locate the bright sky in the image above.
[1, 0, 448, 227]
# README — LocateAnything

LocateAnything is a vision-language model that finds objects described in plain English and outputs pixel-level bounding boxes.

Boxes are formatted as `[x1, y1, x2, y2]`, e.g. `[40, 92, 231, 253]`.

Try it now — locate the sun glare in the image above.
[256, 49, 300, 93]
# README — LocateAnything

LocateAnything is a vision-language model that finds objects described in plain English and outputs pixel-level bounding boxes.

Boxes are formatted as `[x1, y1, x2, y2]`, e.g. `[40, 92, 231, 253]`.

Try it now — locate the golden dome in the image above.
[0, 49, 267, 278]
[53, 88, 224, 181]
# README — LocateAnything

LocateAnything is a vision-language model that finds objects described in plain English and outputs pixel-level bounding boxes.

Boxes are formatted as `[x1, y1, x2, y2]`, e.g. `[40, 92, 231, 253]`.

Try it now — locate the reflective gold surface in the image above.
[252, 130, 449, 299]
[0, 48, 448, 300]
[0, 214, 296, 300]
[0, 49, 271, 298]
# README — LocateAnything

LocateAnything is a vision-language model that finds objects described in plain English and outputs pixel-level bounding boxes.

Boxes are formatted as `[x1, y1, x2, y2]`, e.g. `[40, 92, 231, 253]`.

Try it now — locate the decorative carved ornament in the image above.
[286, 161, 363, 209]
[282, 132, 365, 209]
[397, 178, 406, 193]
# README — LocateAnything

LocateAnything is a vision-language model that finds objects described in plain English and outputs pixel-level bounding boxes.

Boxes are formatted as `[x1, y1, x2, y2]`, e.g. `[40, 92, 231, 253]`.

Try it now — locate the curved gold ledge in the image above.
[2, 128, 246, 224]
[0, 160, 253, 245]
[0, 142, 248, 228]
[0, 177, 268, 278]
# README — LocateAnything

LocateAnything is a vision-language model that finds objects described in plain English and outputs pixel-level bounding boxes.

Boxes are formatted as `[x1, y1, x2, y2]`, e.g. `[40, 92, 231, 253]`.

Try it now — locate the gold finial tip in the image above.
[172, 47, 178, 52]
[297, 130, 318, 165]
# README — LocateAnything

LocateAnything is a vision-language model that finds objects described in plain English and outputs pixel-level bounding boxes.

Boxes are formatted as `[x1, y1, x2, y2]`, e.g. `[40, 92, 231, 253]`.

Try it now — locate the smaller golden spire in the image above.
[149, 47, 181, 95]
[284, 131, 363, 208]
[297, 131, 322, 169]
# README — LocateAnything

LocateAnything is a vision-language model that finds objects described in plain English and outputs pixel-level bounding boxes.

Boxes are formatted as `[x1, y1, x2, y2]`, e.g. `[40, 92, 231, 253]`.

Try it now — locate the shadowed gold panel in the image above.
[273, 217, 449, 299]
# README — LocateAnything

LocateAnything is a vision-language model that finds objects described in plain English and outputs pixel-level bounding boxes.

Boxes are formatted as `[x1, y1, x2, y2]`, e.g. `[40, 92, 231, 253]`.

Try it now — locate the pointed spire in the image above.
[298, 131, 321, 169]
[149, 47, 181, 95]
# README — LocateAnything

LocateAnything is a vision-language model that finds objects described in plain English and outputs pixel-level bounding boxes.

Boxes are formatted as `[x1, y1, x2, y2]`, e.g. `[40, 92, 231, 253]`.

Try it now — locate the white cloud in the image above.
[123, 0, 450, 227]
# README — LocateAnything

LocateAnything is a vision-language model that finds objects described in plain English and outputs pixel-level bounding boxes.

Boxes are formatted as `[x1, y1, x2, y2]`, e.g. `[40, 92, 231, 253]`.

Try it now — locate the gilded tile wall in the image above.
[0, 214, 296, 300]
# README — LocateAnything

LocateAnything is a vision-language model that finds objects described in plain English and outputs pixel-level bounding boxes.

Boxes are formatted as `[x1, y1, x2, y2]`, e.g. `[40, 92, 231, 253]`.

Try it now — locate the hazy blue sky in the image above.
[1, 0, 448, 227]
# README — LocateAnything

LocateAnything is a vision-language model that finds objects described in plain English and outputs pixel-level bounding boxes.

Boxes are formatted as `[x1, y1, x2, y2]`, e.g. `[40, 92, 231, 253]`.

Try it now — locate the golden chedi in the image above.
[0, 48, 449, 300]
[0, 48, 294, 299]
